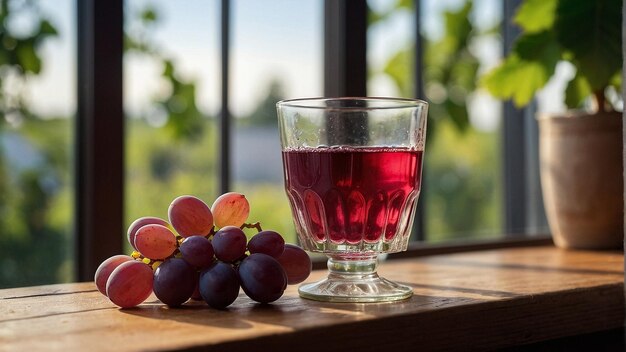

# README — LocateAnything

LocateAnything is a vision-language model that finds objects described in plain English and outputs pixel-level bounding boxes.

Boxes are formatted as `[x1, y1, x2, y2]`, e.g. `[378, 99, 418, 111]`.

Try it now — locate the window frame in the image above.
[76, 0, 124, 280]
[75, 0, 549, 281]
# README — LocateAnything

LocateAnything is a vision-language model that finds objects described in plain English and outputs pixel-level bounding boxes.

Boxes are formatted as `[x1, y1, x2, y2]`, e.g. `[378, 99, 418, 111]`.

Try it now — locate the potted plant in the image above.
[482, 0, 622, 249]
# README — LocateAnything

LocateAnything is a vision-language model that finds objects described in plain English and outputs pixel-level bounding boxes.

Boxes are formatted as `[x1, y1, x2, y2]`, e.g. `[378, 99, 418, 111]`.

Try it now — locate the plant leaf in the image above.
[564, 72, 591, 109]
[482, 31, 560, 108]
[444, 98, 469, 132]
[383, 47, 413, 96]
[141, 7, 158, 24]
[443, 1, 473, 50]
[368, 0, 412, 26]
[39, 20, 58, 36]
[514, 0, 557, 33]
[481, 54, 553, 107]
[555, 0, 622, 91]
[513, 30, 560, 64]
[609, 71, 621, 92]
[16, 40, 41, 74]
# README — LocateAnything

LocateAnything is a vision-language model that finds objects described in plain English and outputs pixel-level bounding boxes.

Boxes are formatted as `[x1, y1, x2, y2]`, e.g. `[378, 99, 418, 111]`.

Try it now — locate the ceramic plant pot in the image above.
[539, 111, 623, 249]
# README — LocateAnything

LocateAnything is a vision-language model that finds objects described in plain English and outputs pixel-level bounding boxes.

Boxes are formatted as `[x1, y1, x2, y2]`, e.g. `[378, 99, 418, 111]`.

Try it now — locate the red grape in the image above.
[168, 195, 214, 237]
[247, 230, 285, 258]
[127, 216, 170, 250]
[180, 235, 215, 269]
[212, 226, 247, 262]
[277, 244, 312, 284]
[153, 258, 197, 307]
[211, 192, 250, 228]
[106, 261, 154, 308]
[199, 262, 240, 309]
[135, 224, 177, 260]
[238, 253, 287, 303]
[94, 255, 133, 296]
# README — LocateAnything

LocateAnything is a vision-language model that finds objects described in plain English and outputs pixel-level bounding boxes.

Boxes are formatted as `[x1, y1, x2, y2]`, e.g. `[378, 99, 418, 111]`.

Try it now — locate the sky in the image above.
[27, 0, 324, 119]
[18, 0, 568, 127]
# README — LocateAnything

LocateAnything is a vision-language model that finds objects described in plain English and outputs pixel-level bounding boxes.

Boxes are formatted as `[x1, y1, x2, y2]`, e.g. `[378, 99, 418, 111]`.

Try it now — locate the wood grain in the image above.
[0, 246, 622, 351]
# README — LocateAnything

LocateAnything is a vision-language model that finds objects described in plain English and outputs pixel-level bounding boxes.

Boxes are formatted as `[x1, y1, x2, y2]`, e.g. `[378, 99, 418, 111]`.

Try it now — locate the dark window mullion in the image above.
[219, 0, 231, 194]
[76, 0, 124, 281]
[502, 0, 527, 235]
[323, 0, 367, 97]
[502, 0, 547, 235]
[412, 0, 425, 241]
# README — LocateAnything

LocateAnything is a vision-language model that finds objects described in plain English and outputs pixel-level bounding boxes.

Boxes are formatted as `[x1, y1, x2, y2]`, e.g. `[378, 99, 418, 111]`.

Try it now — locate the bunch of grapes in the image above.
[94, 192, 312, 309]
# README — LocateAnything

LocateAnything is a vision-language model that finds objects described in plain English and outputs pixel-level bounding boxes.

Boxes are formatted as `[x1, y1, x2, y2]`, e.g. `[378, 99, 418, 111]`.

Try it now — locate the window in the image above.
[0, 0, 552, 285]
[367, 0, 506, 241]
[230, 0, 323, 244]
[0, 0, 75, 288]
[124, 0, 220, 252]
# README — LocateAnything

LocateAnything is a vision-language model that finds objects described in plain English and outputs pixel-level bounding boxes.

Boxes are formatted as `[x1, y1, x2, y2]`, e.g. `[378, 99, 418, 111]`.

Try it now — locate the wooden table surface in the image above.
[0, 246, 623, 351]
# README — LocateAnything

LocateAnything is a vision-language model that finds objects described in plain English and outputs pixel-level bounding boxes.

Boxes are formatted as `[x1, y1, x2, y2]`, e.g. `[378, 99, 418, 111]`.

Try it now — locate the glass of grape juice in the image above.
[277, 97, 428, 302]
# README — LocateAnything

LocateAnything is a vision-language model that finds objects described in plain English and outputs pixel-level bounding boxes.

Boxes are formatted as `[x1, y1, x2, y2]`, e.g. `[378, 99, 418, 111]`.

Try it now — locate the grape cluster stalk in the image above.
[94, 192, 312, 309]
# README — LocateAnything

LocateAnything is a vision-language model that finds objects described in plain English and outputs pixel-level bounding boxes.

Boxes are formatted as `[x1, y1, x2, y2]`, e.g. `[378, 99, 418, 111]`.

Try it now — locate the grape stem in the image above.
[241, 222, 263, 232]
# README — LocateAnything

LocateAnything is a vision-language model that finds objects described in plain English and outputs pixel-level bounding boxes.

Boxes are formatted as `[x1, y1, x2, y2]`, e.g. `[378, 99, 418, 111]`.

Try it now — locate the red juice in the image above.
[282, 147, 423, 244]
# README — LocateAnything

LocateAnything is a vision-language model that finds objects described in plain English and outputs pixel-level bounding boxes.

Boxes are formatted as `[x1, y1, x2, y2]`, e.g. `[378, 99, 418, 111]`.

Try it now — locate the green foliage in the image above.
[555, 0, 622, 93]
[0, 0, 71, 288]
[425, 120, 501, 239]
[126, 6, 207, 142]
[513, 0, 557, 33]
[156, 59, 204, 141]
[368, 0, 412, 26]
[482, 0, 622, 111]
[0, 121, 71, 288]
[238, 80, 285, 127]
[564, 72, 591, 109]
[482, 31, 561, 107]
[383, 49, 412, 99]
[369, 0, 502, 240]
[373, 0, 480, 136]
[423, 1, 479, 133]
[0, 0, 58, 120]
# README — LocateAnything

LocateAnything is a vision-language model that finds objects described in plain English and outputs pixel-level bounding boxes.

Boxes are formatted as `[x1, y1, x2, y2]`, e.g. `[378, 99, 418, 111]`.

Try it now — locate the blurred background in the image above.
[0, 0, 575, 288]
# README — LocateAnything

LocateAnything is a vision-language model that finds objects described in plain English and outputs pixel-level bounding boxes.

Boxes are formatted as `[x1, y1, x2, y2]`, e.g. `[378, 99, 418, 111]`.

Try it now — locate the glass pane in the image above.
[231, 0, 323, 243]
[124, 0, 220, 250]
[367, 0, 504, 241]
[0, 0, 76, 287]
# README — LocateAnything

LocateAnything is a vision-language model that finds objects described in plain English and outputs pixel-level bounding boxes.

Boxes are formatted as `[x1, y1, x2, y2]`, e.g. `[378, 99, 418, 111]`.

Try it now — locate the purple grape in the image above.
[247, 230, 285, 258]
[180, 236, 215, 269]
[212, 226, 247, 262]
[199, 262, 240, 309]
[238, 253, 287, 303]
[153, 258, 197, 307]
[277, 244, 312, 284]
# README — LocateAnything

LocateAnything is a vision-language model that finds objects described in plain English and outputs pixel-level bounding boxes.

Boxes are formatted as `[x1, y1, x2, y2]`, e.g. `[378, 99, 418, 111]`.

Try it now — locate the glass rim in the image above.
[276, 97, 428, 110]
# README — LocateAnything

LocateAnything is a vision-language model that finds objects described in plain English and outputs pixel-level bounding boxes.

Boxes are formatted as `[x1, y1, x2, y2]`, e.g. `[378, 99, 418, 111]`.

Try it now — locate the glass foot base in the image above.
[298, 256, 413, 303]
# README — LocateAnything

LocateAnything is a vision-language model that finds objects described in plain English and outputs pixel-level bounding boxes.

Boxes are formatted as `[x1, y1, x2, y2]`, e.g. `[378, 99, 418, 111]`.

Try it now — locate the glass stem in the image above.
[327, 255, 379, 279]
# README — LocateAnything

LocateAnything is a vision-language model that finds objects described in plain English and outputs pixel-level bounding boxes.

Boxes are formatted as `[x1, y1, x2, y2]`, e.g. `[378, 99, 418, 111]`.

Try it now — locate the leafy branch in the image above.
[481, 0, 622, 112]
[126, 6, 206, 142]
[0, 0, 58, 125]
[369, 0, 486, 136]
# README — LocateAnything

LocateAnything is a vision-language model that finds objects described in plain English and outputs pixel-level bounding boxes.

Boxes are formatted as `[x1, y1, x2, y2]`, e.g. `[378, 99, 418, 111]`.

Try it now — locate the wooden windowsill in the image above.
[0, 246, 623, 351]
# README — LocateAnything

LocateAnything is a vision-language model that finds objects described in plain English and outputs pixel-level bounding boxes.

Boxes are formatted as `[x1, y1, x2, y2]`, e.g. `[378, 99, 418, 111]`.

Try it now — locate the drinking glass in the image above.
[277, 97, 428, 302]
